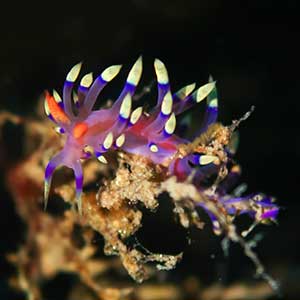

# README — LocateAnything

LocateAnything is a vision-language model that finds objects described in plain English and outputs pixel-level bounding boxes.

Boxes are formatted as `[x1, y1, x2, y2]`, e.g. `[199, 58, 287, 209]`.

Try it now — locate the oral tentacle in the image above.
[44, 91, 70, 126]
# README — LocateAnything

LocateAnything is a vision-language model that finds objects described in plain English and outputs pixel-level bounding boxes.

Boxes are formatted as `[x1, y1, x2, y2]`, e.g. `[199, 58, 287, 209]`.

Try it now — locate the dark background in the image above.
[0, 1, 299, 299]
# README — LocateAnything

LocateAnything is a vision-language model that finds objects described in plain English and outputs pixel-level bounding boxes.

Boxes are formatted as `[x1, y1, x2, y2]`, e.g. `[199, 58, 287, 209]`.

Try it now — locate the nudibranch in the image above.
[44, 56, 278, 224]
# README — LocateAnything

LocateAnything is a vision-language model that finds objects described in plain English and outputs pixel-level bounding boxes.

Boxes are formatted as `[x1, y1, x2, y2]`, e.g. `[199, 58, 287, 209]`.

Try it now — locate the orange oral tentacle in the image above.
[45, 91, 70, 124]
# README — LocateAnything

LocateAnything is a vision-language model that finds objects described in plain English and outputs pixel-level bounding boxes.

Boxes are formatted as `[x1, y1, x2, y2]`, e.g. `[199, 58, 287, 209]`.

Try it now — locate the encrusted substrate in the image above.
[0, 107, 278, 299]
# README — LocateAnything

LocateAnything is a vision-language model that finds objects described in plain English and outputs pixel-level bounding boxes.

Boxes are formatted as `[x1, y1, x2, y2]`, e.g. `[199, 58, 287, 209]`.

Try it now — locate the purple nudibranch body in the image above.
[44, 56, 278, 226]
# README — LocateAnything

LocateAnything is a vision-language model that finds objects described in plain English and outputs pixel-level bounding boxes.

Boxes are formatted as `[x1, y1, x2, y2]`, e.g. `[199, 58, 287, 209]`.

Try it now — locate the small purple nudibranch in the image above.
[44, 57, 278, 225]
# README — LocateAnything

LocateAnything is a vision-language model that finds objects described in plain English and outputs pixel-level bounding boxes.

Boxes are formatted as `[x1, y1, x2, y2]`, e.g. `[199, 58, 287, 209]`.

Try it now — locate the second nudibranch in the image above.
[44, 56, 218, 213]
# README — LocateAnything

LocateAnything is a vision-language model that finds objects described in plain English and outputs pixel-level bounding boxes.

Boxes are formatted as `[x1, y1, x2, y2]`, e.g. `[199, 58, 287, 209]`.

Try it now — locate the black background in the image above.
[0, 1, 299, 299]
